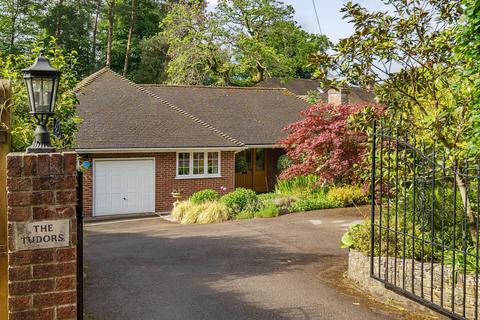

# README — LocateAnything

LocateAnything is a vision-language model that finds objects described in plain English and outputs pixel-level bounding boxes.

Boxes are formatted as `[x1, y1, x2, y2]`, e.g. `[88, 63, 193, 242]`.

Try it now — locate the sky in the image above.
[206, 0, 386, 43]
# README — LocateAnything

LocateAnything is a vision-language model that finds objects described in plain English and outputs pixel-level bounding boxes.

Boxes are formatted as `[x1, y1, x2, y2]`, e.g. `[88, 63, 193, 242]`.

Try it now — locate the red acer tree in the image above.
[279, 103, 379, 184]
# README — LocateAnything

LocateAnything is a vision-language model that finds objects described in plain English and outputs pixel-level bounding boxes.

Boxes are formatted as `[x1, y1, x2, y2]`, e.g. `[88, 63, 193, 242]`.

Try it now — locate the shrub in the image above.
[236, 211, 255, 220]
[271, 195, 297, 210]
[255, 206, 279, 218]
[326, 186, 368, 207]
[289, 195, 337, 212]
[258, 193, 278, 201]
[277, 154, 292, 171]
[190, 189, 220, 204]
[221, 188, 259, 215]
[171, 201, 195, 221]
[275, 175, 321, 195]
[196, 202, 229, 224]
[172, 200, 229, 224]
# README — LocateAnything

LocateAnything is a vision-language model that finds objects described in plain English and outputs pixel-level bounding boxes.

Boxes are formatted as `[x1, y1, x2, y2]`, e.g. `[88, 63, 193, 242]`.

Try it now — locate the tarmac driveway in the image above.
[84, 207, 417, 320]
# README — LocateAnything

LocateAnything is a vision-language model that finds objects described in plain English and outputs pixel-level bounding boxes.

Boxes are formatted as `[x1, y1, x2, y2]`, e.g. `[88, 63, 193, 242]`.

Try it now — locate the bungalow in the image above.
[74, 68, 374, 217]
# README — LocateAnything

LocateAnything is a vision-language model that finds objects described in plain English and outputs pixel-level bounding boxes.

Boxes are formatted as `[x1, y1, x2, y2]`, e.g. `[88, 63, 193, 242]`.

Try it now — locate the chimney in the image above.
[327, 87, 350, 105]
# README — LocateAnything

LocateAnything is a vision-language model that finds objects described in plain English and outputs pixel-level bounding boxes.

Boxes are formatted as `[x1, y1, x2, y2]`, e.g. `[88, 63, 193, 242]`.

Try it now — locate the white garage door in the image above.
[94, 159, 155, 216]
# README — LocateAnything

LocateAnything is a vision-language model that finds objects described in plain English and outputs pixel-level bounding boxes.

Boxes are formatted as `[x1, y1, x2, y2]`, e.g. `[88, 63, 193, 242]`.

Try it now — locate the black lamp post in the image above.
[22, 51, 61, 153]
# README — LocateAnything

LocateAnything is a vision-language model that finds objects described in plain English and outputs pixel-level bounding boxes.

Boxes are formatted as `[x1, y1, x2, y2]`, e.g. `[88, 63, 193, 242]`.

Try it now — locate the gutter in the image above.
[75, 146, 247, 154]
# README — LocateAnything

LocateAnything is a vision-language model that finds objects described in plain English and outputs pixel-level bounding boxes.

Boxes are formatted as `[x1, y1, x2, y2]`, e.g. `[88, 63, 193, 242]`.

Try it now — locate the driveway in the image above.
[84, 207, 421, 320]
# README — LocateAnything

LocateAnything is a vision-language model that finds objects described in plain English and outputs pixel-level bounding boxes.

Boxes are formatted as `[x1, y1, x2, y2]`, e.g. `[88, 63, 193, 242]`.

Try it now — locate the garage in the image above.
[93, 159, 155, 216]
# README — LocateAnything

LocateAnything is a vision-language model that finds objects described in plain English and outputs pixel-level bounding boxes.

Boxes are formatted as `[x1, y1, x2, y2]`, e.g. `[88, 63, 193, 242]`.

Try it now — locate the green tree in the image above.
[214, 0, 329, 84]
[327, 0, 478, 234]
[0, 0, 46, 53]
[130, 34, 168, 83]
[40, 0, 98, 76]
[161, 0, 330, 85]
[0, 39, 81, 151]
[161, 1, 230, 85]
[456, 0, 480, 152]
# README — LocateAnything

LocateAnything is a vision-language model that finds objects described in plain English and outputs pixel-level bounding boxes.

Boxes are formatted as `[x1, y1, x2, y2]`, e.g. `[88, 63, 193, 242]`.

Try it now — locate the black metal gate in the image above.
[76, 170, 84, 320]
[370, 122, 480, 319]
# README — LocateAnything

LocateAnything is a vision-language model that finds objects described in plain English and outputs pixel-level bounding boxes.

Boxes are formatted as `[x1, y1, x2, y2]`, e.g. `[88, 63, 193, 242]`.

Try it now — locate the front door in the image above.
[235, 149, 267, 192]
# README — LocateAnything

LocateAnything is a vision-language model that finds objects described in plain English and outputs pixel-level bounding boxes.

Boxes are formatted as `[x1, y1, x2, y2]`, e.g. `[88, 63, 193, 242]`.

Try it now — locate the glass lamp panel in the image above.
[32, 78, 54, 113]
[50, 78, 59, 112]
[24, 78, 36, 113]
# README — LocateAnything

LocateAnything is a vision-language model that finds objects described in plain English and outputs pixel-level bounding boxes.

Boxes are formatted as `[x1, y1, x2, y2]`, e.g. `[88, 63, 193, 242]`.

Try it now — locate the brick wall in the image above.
[81, 151, 235, 216]
[6, 152, 78, 320]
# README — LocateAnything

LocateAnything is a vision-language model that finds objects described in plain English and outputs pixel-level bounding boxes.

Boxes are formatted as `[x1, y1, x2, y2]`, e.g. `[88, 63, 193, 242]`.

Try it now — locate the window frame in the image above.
[176, 151, 221, 179]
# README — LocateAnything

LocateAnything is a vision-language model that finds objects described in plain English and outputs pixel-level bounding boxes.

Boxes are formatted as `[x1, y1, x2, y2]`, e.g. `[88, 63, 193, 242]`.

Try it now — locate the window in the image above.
[177, 151, 221, 178]
[208, 152, 219, 174]
[193, 152, 205, 175]
[255, 148, 265, 171]
[178, 153, 190, 176]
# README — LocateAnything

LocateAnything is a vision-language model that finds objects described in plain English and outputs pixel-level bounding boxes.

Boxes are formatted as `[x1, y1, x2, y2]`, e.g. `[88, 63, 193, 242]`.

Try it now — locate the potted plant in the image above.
[171, 188, 184, 206]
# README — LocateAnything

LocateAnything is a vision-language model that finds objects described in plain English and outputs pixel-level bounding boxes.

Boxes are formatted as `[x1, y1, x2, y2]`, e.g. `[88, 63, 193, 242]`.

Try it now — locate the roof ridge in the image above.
[280, 88, 312, 104]
[107, 70, 244, 147]
[74, 67, 110, 93]
[140, 83, 286, 91]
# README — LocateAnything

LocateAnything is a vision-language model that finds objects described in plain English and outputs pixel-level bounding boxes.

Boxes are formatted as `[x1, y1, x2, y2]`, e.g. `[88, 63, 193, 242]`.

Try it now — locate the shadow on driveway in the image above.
[84, 212, 392, 320]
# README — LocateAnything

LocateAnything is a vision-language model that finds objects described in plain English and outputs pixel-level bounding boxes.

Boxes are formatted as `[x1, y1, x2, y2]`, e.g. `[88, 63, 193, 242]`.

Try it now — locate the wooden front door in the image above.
[235, 148, 267, 192]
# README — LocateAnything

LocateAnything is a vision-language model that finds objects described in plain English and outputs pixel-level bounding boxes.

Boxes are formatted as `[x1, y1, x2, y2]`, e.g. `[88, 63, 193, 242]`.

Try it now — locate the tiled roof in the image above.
[140, 84, 310, 146]
[74, 68, 242, 150]
[255, 78, 321, 96]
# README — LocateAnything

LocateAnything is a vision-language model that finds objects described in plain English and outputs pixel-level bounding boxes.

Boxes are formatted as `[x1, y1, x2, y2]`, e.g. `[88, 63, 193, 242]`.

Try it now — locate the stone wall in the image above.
[7, 152, 78, 320]
[348, 249, 480, 319]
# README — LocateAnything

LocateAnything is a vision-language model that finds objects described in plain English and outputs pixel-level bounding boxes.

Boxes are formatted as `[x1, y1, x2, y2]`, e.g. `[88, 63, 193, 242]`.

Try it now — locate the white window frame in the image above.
[176, 151, 221, 179]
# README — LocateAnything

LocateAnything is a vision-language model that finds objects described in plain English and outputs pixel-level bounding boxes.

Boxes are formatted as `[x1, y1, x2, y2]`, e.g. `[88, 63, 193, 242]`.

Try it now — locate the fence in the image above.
[370, 122, 480, 319]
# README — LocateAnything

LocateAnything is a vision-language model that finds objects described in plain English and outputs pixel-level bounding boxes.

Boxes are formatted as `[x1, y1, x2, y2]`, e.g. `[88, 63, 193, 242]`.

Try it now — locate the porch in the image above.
[234, 148, 284, 193]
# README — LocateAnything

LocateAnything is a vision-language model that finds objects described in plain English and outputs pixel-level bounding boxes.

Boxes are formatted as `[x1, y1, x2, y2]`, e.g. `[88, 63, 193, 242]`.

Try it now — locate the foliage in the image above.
[326, 0, 474, 156]
[456, 0, 480, 153]
[161, 0, 330, 85]
[171, 200, 195, 222]
[0, 0, 170, 78]
[444, 247, 480, 274]
[160, 1, 229, 85]
[275, 175, 320, 195]
[0, 39, 81, 151]
[235, 210, 255, 220]
[195, 201, 229, 224]
[326, 186, 368, 207]
[347, 188, 473, 263]
[255, 206, 279, 218]
[220, 188, 260, 216]
[276, 154, 292, 172]
[172, 200, 229, 224]
[279, 103, 379, 184]
[130, 34, 168, 83]
[190, 189, 220, 204]
[340, 223, 361, 249]
[288, 194, 338, 213]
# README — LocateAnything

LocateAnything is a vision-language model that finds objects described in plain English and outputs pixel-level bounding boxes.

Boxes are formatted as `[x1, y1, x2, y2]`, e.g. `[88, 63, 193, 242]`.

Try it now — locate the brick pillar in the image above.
[6, 152, 78, 320]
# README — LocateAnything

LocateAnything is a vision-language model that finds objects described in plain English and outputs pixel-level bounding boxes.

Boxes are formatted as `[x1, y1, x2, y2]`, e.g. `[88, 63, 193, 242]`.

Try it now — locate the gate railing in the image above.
[76, 170, 84, 320]
[371, 122, 480, 319]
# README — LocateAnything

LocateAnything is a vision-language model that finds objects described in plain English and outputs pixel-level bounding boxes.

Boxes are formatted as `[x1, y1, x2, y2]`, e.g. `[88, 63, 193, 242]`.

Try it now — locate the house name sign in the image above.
[14, 219, 70, 251]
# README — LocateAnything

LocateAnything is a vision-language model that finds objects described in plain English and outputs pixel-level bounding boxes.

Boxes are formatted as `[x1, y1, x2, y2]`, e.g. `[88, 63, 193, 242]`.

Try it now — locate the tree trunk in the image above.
[91, 0, 102, 70]
[455, 174, 477, 240]
[123, 0, 137, 76]
[106, 0, 116, 67]
[9, 6, 18, 51]
[55, 0, 64, 38]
